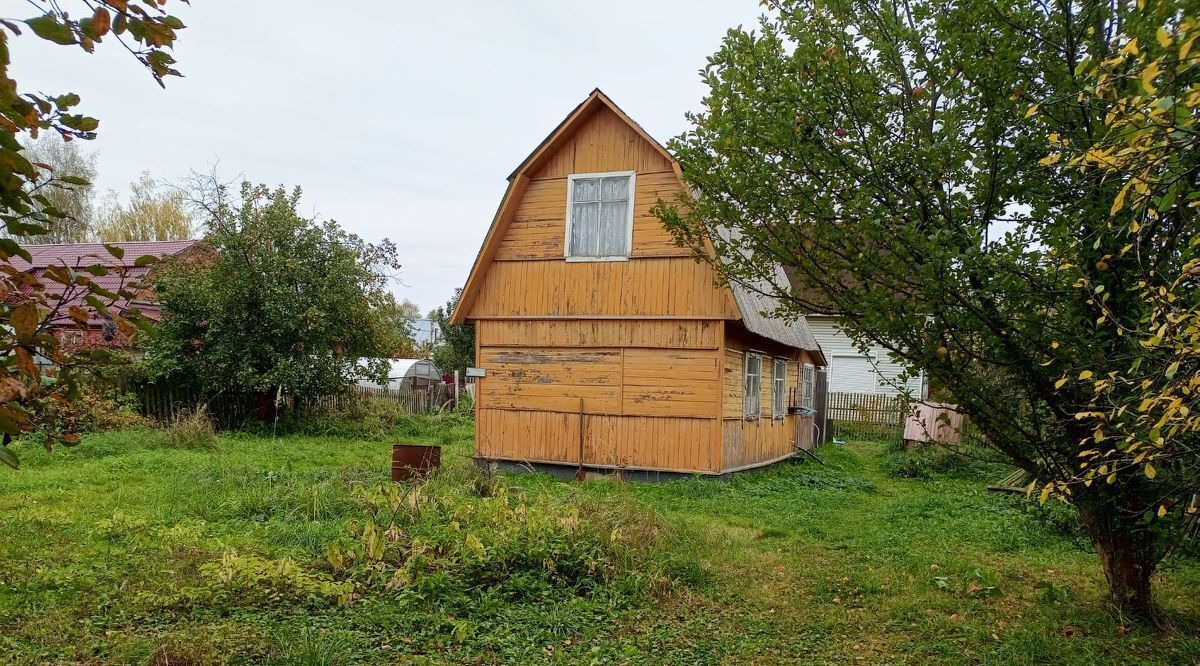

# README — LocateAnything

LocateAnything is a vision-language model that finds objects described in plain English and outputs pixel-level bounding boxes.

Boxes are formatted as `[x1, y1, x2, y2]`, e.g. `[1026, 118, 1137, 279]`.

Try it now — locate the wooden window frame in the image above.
[564, 170, 636, 262]
[802, 363, 815, 409]
[772, 357, 788, 419]
[743, 350, 762, 420]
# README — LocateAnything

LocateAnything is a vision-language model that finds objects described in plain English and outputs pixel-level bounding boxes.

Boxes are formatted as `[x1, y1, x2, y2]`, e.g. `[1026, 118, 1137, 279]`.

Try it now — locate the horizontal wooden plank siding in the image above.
[477, 408, 719, 474]
[477, 319, 719, 350]
[622, 348, 719, 418]
[716, 322, 817, 471]
[470, 258, 738, 319]
[478, 347, 623, 414]
[476, 344, 720, 419]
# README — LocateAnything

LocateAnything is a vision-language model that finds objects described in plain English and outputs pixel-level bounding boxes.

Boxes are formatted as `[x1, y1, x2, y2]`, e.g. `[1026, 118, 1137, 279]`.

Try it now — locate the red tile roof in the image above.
[11, 240, 201, 326]
[11, 240, 200, 270]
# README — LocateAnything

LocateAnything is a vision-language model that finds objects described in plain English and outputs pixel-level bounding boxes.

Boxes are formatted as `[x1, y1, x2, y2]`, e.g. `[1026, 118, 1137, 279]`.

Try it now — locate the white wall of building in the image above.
[807, 316, 926, 398]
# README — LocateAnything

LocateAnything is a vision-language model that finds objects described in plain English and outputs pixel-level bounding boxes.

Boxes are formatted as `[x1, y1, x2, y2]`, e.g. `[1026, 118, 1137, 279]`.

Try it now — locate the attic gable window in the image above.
[566, 171, 634, 260]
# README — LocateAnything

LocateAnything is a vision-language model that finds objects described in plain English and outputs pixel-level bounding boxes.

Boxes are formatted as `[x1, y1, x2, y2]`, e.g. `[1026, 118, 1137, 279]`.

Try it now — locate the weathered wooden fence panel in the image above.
[130, 383, 453, 428]
[826, 392, 905, 426]
[301, 384, 454, 417]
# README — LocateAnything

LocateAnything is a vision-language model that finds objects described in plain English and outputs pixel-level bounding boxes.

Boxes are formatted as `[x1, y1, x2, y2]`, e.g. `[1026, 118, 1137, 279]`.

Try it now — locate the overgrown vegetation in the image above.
[163, 405, 218, 450]
[1, 416, 1196, 664]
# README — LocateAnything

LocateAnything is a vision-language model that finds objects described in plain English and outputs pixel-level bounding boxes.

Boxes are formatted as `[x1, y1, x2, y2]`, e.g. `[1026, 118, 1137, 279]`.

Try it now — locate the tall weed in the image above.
[165, 406, 218, 450]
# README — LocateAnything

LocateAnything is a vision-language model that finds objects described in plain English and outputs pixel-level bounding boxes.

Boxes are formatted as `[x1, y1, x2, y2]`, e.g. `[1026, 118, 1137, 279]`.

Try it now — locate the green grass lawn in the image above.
[1, 417, 1197, 665]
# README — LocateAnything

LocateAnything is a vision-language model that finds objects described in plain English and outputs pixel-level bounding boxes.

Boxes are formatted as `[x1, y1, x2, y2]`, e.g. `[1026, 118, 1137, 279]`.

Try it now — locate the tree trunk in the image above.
[1078, 505, 1156, 615]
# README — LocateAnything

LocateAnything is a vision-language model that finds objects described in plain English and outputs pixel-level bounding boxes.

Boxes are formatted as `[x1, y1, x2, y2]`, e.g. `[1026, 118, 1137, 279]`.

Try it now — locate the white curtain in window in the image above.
[569, 175, 630, 257]
[773, 359, 787, 417]
[744, 353, 761, 418]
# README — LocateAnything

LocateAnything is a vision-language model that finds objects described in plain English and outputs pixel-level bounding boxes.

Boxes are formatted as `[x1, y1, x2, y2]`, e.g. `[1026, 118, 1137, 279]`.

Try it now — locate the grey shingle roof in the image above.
[728, 264, 825, 363]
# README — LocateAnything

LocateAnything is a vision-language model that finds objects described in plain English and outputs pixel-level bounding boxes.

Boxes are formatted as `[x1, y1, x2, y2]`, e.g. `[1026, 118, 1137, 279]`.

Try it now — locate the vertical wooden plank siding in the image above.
[470, 259, 737, 319]
[476, 320, 720, 349]
[719, 324, 807, 471]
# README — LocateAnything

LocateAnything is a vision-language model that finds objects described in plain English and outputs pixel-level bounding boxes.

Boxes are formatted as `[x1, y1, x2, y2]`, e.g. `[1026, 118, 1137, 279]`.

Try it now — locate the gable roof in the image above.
[506, 88, 682, 181]
[451, 89, 822, 358]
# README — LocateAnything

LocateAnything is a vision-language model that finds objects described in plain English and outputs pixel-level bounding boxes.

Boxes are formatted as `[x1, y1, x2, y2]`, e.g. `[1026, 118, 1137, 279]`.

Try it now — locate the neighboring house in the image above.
[807, 315, 927, 398]
[11, 240, 207, 351]
[451, 89, 826, 477]
[409, 319, 441, 348]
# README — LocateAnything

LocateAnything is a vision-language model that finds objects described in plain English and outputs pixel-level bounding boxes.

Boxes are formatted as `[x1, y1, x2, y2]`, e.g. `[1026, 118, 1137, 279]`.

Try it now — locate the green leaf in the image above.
[0, 446, 18, 470]
[59, 115, 100, 133]
[0, 239, 33, 263]
[133, 254, 159, 267]
[1165, 361, 1179, 379]
[54, 93, 81, 110]
[25, 15, 76, 46]
[10, 303, 39, 344]
[104, 244, 125, 260]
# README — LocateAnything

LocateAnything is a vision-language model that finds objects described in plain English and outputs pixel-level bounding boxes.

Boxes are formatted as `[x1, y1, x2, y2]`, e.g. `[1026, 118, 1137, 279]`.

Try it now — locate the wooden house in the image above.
[451, 89, 826, 477]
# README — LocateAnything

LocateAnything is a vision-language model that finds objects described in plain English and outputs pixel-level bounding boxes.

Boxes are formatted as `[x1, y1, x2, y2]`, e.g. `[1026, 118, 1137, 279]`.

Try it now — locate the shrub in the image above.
[29, 385, 149, 436]
[165, 459, 676, 621]
[165, 406, 218, 450]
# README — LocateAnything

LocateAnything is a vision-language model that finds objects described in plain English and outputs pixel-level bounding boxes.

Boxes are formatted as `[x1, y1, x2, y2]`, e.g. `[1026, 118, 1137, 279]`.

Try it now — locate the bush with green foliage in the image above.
[27, 386, 148, 438]
[324, 467, 671, 614]
[429, 288, 475, 378]
[280, 394, 473, 442]
[144, 182, 403, 402]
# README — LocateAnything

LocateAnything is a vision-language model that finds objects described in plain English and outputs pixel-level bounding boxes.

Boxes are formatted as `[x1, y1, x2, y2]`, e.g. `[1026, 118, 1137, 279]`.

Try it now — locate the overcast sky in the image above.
[12, 1, 765, 313]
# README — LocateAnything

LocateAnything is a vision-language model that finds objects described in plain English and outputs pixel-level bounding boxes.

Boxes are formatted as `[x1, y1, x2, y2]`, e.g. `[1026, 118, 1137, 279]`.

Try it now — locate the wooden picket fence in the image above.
[301, 384, 454, 416]
[826, 392, 906, 426]
[131, 382, 453, 428]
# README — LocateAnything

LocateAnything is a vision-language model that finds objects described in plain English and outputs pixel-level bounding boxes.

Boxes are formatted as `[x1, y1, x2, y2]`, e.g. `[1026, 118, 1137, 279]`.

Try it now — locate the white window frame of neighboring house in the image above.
[743, 351, 762, 419]
[772, 357, 788, 419]
[564, 170, 636, 261]
[802, 363, 816, 409]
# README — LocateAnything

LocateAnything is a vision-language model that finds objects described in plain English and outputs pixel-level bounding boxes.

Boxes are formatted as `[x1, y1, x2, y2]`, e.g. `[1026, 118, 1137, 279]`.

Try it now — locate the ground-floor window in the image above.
[744, 351, 762, 419]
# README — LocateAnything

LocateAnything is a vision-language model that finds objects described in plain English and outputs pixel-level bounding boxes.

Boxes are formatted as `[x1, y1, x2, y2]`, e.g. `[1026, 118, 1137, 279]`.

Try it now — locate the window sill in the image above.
[565, 255, 630, 263]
